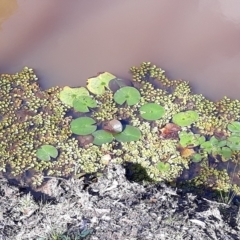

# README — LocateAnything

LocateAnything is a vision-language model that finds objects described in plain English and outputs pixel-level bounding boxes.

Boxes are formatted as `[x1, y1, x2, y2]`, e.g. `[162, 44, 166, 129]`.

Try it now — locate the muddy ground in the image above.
[0, 163, 240, 240]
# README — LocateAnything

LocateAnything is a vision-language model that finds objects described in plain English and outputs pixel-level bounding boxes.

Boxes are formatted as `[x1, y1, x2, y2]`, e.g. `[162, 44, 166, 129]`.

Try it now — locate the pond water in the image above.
[1, 0, 240, 100]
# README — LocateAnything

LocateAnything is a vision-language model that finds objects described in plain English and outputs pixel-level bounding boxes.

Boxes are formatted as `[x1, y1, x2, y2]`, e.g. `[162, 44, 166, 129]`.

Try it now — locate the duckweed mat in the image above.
[1, 63, 240, 239]
[1, 62, 240, 198]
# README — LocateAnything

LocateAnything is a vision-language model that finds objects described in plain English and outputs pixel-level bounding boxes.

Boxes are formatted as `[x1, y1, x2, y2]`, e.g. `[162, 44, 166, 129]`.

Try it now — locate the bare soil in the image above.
[0, 163, 240, 240]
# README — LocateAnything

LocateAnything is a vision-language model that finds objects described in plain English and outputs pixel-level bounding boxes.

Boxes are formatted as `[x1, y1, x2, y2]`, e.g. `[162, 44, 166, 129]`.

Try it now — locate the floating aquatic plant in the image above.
[113, 86, 141, 106]
[93, 124, 141, 145]
[226, 136, 240, 151]
[86, 72, 116, 95]
[227, 121, 240, 137]
[1, 63, 240, 197]
[179, 131, 205, 148]
[59, 86, 89, 107]
[36, 145, 58, 161]
[200, 136, 232, 161]
[73, 96, 97, 112]
[139, 103, 165, 120]
[172, 110, 199, 127]
[92, 130, 114, 145]
[191, 153, 202, 163]
[70, 117, 97, 135]
[114, 125, 141, 142]
[157, 162, 171, 172]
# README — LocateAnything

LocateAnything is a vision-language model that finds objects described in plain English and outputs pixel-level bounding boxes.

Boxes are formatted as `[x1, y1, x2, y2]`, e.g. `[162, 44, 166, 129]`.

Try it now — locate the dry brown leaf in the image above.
[180, 147, 195, 158]
[160, 123, 181, 139]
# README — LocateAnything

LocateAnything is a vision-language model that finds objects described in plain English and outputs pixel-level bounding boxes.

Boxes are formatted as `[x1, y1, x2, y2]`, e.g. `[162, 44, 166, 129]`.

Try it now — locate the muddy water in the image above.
[1, 0, 240, 100]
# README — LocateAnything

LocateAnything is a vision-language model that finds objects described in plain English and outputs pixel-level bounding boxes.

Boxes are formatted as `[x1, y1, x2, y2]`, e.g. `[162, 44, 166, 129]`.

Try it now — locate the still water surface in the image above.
[1, 0, 240, 100]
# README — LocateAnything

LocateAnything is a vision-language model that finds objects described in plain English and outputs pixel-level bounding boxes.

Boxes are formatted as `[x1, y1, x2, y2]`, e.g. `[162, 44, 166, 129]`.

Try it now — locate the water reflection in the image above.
[0, 0, 18, 28]
[0, 0, 240, 100]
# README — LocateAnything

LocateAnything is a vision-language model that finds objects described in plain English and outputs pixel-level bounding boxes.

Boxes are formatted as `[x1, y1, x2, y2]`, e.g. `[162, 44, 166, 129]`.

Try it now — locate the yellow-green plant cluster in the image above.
[1, 63, 240, 199]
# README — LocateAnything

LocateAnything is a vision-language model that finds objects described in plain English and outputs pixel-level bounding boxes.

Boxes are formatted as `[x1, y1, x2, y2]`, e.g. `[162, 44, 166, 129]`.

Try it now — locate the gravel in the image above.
[0, 163, 240, 240]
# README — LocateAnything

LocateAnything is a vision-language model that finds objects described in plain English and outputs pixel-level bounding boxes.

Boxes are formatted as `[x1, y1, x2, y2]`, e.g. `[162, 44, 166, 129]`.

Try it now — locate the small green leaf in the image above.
[227, 121, 240, 133]
[172, 110, 199, 127]
[92, 130, 114, 145]
[87, 72, 116, 95]
[73, 96, 97, 112]
[179, 131, 193, 147]
[227, 136, 240, 150]
[212, 146, 222, 156]
[139, 103, 165, 120]
[36, 145, 58, 161]
[157, 162, 171, 172]
[198, 135, 206, 145]
[218, 140, 227, 147]
[59, 86, 89, 106]
[209, 136, 219, 146]
[191, 154, 202, 162]
[220, 147, 232, 161]
[113, 87, 141, 106]
[200, 141, 212, 153]
[179, 131, 204, 147]
[70, 117, 97, 135]
[115, 125, 141, 142]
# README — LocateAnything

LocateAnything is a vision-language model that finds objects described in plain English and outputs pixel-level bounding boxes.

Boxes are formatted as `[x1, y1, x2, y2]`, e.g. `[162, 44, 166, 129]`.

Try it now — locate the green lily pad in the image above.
[191, 154, 202, 162]
[87, 72, 116, 95]
[139, 103, 165, 121]
[70, 117, 97, 135]
[115, 125, 141, 142]
[227, 136, 240, 150]
[59, 86, 89, 107]
[227, 121, 240, 133]
[113, 86, 141, 106]
[36, 145, 58, 161]
[157, 162, 171, 172]
[172, 110, 199, 127]
[92, 130, 114, 145]
[73, 96, 97, 112]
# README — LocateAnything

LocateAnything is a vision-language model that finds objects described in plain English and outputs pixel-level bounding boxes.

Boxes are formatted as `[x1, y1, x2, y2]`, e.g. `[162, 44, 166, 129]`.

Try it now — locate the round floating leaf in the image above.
[113, 86, 141, 106]
[140, 103, 165, 120]
[59, 86, 89, 107]
[172, 110, 199, 127]
[115, 125, 141, 142]
[70, 117, 97, 135]
[191, 154, 202, 162]
[227, 121, 240, 133]
[227, 136, 240, 150]
[157, 162, 171, 172]
[36, 145, 58, 161]
[92, 130, 114, 145]
[87, 72, 116, 95]
[73, 96, 97, 113]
